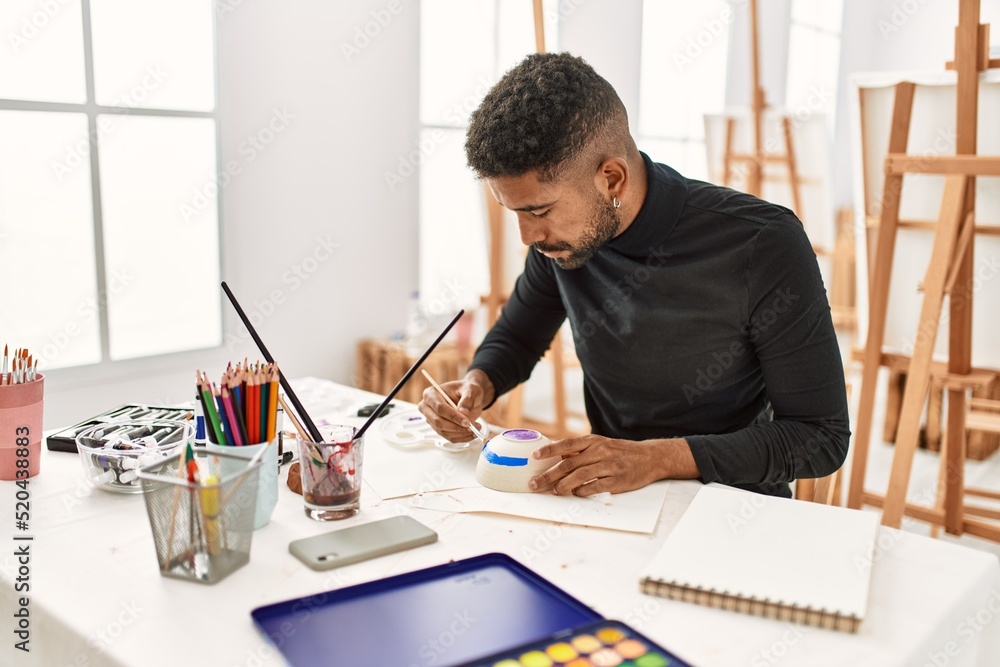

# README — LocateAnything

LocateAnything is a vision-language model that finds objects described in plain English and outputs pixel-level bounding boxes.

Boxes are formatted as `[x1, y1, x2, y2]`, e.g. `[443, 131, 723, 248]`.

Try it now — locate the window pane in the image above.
[90, 0, 215, 111]
[0, 111, 100, 369]
[0, 0, 86, 103]
[420, 0, 496, 126]
[638, 0, 730, 140]
[98, 116, 221, 359]
[419, 129, 490, 311]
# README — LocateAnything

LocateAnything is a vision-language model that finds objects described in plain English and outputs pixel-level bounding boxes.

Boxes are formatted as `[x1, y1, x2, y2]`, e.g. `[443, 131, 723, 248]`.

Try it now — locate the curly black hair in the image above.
[465, 52, 628, 181]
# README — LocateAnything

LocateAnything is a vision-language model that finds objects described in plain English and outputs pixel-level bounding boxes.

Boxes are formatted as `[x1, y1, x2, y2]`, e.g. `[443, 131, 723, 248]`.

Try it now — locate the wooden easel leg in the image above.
[925, 378, 944, 452]
[483, 183, 506, 327]
[781, 116, 804, 216]
[551, 330, 568, 438]
[930, 426, 949, 539]
[722, 117, 735, 188]
[504, 383, 525, 428]
[944, 233, 975, 534]
[882, 175, 969, 528]
[847, 82, 917, 510]
[883, 370, 905, 443]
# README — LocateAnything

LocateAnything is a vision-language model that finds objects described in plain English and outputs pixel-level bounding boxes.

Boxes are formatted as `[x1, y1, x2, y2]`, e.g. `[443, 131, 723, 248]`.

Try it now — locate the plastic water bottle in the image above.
[405, 291, 426, 356]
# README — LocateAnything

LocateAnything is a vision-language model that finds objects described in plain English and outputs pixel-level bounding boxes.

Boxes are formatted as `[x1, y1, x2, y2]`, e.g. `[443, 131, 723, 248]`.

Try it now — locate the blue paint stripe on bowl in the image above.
[482, 445, 529, 467]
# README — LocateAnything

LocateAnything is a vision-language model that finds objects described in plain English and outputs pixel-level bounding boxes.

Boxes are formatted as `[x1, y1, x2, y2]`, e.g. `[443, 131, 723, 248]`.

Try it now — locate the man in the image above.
[418, 52, 849, 498]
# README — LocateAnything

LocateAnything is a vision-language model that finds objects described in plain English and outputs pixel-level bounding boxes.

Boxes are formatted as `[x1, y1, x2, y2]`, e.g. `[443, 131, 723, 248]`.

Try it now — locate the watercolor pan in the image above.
[251, 553, 601, 667]
[455, 619, 694, 667]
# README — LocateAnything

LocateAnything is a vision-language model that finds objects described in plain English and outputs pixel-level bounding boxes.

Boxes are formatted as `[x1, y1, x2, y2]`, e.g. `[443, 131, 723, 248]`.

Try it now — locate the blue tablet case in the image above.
[251, 553, 601, 667]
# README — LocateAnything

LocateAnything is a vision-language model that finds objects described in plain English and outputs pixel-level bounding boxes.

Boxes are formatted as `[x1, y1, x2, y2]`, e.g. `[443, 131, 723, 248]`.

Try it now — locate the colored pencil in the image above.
[267, 366, 279, 441]
[221, 385, 243, 447]
[198, 372, 226, 445]
[248, 373, 258, 444]
[213, 383, 235, 447]
[226, 371, 251, 447]
[259, 371, 268, 444]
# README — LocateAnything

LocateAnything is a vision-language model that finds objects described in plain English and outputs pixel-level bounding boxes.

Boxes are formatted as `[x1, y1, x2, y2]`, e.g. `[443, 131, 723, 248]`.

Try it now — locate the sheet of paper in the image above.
[361, 420, 481, 498]
[415, 481, 671, 534]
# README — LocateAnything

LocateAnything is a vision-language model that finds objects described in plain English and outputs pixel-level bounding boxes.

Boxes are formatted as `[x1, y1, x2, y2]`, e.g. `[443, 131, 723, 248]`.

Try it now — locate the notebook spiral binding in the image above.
[640, 578, 861, 633]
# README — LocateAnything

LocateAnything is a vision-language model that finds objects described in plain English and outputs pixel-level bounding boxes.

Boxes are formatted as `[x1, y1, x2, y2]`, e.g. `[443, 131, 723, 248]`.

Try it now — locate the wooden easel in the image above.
[478, 0, 588, 438]
[847, 0, 1000, 539]
[720, 0, 803, 217]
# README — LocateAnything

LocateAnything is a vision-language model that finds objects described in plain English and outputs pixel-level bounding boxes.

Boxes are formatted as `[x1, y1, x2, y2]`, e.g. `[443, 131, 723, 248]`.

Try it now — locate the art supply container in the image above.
[0, 374, 43, 480]
[137, 449, 261, 584]
[76, 419, 193, 493]
[205, 437, 278, 529]
[298, 426, 363, 520]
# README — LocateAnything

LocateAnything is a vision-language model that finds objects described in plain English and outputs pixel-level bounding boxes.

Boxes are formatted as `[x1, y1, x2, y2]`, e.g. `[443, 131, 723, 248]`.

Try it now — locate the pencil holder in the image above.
[0, 374, 43, 481]
[137, 450, 261, 584]
[204, 437, 278, 529]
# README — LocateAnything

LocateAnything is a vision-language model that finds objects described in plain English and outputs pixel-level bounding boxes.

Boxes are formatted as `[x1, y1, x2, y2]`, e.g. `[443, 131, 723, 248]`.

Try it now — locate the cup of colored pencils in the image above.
[1, 345, 43, 480]
[196, 361, 280, 529]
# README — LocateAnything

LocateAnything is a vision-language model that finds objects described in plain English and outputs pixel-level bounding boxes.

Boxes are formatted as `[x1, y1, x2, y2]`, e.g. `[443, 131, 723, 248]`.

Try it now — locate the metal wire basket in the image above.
[138, 449, 261, 584]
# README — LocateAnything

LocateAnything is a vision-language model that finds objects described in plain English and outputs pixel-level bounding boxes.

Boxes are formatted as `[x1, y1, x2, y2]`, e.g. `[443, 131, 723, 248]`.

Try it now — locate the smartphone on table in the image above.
[289, 515, 438, 570]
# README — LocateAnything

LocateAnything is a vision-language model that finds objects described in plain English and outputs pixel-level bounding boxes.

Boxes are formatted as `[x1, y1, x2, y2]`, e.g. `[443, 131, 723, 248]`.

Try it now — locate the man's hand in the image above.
[418, 369, 495, 443]
[529, 435, 699, 496]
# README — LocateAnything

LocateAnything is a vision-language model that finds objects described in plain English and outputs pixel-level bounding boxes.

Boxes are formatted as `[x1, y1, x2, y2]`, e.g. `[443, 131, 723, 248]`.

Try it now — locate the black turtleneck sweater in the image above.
[469, 153, 850, 497]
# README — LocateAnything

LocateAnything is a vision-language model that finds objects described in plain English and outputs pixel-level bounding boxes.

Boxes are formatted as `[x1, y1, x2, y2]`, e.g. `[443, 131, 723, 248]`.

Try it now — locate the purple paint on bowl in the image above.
[501, 428, 541, 442]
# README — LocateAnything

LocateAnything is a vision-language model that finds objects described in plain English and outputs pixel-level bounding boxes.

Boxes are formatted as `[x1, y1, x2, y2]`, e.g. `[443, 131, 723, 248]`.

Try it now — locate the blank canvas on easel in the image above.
[851, 71, 1000, 369]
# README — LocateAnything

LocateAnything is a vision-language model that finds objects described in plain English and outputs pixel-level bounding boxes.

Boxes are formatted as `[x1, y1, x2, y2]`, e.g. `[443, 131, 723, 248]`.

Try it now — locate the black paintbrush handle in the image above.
[355, 308, 465, 440]
[221, 281, 324, 443]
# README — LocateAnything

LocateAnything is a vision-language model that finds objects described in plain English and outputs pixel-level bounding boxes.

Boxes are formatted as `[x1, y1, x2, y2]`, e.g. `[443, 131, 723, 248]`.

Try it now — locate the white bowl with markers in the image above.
[76, 420, 194, 493]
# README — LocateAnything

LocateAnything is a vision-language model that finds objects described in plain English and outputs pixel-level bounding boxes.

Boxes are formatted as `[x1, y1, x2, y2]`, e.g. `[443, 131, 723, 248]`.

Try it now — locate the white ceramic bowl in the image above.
[475, 428, 560, 493]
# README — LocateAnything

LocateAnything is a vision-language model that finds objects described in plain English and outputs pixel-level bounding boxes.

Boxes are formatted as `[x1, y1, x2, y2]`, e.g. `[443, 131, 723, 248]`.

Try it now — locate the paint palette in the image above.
[379, 409, 480, 452]
[457, 620, 693, 667]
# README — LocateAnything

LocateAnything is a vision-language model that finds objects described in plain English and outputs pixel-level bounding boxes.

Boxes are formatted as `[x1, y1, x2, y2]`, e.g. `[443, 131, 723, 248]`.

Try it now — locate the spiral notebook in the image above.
[640, 484, 879, 633]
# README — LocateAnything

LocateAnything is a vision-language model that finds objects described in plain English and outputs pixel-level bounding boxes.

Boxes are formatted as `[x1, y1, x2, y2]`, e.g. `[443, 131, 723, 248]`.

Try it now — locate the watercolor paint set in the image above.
[251, 553, 604, 666]
[251, 553, 693, 666]
[455, 619, 693, 667]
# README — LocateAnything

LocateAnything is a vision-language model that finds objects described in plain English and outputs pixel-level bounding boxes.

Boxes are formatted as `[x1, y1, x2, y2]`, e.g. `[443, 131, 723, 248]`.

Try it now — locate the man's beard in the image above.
[533, 192, 621, 270]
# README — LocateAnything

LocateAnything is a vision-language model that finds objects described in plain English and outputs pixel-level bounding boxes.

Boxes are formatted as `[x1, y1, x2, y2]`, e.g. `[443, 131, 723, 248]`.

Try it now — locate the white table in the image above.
[2, 378, 999, 667]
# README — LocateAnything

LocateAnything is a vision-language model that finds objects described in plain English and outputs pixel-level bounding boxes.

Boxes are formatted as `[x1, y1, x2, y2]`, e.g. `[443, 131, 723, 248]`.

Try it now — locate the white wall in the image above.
[43, 0, 420, 429]
[832, 0, 974, 208]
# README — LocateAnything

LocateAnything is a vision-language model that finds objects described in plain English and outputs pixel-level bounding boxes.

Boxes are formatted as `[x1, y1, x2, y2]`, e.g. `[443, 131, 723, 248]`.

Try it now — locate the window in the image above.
[637, 0, 732, 179]
[417, 0, 559, 314]
[0, 0, 221, 370]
